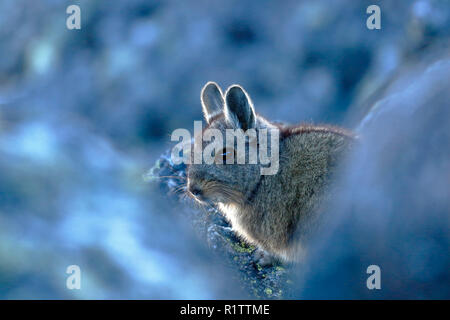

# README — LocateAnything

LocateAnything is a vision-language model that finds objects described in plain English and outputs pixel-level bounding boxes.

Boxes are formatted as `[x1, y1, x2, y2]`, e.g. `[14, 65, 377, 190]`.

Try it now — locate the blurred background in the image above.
[0, 0, 448, 298]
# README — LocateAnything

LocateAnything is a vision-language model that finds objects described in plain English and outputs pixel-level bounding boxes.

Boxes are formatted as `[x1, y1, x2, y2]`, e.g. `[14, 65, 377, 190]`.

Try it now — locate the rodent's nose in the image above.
[188, 184, 202, 196]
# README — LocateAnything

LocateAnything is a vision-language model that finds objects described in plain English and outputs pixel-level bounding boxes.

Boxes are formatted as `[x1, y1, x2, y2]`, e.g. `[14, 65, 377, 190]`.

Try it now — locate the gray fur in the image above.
[188, 82, 355, 263]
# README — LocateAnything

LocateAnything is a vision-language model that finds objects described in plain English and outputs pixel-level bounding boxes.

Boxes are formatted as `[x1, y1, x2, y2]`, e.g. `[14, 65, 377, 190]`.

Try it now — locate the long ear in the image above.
[224, 85, 256, 130]
[201, 81, 224, 123]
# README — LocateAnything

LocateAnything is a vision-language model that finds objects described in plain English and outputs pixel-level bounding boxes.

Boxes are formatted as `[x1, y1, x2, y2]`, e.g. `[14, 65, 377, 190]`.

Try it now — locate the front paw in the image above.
[253, 249, 278, 267]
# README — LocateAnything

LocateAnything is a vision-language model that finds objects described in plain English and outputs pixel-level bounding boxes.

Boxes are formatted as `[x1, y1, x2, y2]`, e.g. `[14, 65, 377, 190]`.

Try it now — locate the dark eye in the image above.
[215, 147, 235, 164]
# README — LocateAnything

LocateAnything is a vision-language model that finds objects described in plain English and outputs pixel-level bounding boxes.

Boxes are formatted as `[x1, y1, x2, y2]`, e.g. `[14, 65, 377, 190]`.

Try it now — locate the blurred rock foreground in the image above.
[297, 59, 450, 299]
[0, 0, 449, 299]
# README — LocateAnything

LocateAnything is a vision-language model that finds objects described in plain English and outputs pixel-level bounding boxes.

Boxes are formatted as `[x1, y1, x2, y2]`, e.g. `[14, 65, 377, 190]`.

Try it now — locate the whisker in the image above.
[170, 183, 187, 193]
[157, 175, 186, 180]
[172, 186, 187, 195]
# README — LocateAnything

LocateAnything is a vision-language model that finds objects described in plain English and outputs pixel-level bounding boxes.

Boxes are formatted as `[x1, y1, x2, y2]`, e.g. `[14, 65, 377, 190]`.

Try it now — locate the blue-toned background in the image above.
[0, 0, 448, 298]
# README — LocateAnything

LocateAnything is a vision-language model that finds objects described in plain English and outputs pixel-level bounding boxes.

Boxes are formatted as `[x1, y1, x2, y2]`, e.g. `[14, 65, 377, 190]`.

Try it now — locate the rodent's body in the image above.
[219, 125, 353, 261]
[186, 82, 355, 263]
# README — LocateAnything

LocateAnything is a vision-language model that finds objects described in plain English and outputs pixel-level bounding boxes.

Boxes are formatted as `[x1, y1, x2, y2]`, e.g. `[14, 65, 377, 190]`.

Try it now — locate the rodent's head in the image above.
[186, 82, 278, 206]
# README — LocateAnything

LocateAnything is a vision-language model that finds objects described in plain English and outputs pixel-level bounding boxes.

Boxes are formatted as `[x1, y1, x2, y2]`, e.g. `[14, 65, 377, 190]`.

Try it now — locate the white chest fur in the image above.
[218, 202, 255, 243]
